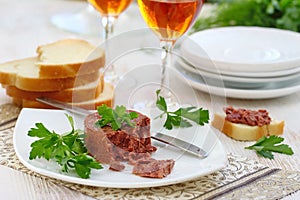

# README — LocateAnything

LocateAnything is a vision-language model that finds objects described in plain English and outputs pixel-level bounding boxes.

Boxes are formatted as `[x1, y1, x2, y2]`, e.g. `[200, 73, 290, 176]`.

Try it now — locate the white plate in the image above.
[177, 67, 300, 99]
[13, 108, 227, 188]
[181, 26, 300, 73]
[177, 59, 300, 89]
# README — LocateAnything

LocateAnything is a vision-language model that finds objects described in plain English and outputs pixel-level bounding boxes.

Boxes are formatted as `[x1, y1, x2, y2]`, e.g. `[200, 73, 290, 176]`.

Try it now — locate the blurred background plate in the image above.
[181, 26, 300, 74]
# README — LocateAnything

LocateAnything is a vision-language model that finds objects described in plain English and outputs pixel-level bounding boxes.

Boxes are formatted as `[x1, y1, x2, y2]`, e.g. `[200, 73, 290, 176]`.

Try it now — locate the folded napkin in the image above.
[0, 103, 20, 130]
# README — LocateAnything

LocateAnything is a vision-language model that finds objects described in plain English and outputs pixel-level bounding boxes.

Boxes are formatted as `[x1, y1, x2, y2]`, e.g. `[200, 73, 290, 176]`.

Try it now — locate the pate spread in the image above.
[225, 106, 271, 127]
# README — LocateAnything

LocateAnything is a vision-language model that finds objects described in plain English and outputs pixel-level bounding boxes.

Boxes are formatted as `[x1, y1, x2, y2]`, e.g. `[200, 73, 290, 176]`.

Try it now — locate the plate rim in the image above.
[177, 58, 300, 84]
[13, 108, 227, 188]
[178, 67, 300, 99]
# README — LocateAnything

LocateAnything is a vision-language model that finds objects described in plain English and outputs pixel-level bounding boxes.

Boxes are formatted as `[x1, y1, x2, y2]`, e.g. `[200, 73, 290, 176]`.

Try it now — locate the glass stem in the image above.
[101, 16, 117, 40]
[160, 40, 174, 91]
[101, 16, 118, 83]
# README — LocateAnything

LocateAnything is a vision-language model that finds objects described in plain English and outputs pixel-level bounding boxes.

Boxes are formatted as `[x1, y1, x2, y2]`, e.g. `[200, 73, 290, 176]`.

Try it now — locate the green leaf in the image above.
[263, 144, 294, 155]
[260, 135, 284, 145]
[72, 138, 87, 154]
[156, 90, 167, 112]
[73, 155, 103, 179]
[62, 132, 77, 149]
[130, 112, 139, 119]
[75, 163, 91, 179]
[29, 133, 60, 160]
[52, 143, 70, 159]
[245, 135, 294, 159]
[28, 123, 52, 138]
[96, 104, 138, 130]
[111, 119, 121, 130]
[28, 114, 103, 179]
[66, 114, 75, 131]
[257, 150, 274, 159]
[155, 90, 209, 130]
[163, 115, 173, 130]
[250, 135, 267, 146]
[174, 107, 210, 126]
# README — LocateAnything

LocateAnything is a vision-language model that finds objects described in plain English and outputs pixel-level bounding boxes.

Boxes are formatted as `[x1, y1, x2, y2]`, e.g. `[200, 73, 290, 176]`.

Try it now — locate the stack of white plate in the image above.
[177, 26, 300, 99]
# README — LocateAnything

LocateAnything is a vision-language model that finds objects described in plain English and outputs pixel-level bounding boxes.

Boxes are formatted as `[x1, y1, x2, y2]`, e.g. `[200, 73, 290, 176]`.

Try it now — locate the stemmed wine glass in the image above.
[87, 0, 133, 40]
[137, 0, 205, 96]
[87, 0, 133, 83]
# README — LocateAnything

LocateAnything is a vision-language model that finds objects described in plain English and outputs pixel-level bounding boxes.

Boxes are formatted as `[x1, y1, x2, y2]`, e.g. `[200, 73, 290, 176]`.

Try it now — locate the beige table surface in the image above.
[1, 0, 300, 199]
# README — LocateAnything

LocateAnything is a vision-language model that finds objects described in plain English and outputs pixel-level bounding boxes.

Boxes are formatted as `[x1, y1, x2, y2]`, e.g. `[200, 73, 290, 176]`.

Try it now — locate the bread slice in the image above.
[36, 39, 105, 78]
[0, 57, 101, 91]
[211, 113, 284, 141]
[5, 74, 104, 102]
[13, 82, 114, 109]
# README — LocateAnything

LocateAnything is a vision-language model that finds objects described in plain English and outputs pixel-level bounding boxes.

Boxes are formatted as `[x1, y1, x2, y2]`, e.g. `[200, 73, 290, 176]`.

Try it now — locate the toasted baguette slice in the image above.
[211, 113, 284, 141]
[13, 82, 114, 109]
[36, 39, 105, 78]
[0, 57, 101, 91]
[5, 74, 104, 102]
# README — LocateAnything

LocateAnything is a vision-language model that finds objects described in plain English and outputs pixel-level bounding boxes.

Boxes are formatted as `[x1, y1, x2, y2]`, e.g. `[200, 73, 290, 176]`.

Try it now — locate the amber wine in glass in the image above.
[137, 0, 204, 93]
[88, 0, 133, 39]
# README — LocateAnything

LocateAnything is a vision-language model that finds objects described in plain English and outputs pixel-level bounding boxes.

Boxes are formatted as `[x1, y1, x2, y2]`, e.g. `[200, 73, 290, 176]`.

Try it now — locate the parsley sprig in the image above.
[28, 114, 102, 179]
[95, 105, 138, 130]
[245, 135, 294, 159]
[155, 90, 209, 130]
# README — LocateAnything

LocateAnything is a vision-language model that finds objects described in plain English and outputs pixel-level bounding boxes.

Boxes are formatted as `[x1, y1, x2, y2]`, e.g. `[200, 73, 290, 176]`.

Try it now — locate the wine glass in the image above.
[87, 0, 133, 40]
[137, 0, 205, 97]
[87, 0, 133, 82]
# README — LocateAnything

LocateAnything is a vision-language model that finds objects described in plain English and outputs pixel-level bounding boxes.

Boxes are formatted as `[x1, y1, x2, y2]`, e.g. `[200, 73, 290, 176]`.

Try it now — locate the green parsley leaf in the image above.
[95, 104, 138, 130]
[28, 123, 52, 138]
[156, 90, 168, 112]
[155, 90, 209, 130]
[245, 135, 294, 159]
[28, 114, 102, 179]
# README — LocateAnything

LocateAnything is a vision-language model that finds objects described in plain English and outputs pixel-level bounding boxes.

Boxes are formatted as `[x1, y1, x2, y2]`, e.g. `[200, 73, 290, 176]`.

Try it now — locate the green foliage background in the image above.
[191, 0, 300, 33]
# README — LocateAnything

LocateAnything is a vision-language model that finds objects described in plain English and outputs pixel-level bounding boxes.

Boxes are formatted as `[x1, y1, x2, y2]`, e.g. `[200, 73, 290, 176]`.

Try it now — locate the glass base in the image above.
[50, 5, 101, 36]
[113, 63, 193, 116]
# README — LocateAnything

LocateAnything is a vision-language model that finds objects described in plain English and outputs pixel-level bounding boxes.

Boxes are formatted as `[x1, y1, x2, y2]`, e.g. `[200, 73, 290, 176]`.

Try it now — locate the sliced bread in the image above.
[13, 82, 114, 110]
[0, 57, 101, 92]
[5, 74, 104, 102]
[36, 39, 105, 78]
[211, 113, 284, 141]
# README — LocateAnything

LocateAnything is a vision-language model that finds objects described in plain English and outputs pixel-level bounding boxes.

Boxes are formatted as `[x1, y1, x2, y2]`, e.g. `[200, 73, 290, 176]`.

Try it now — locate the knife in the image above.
[36, 97, 208, 158]
[36, 97, 92, 116]
[151, 133, 208, 158]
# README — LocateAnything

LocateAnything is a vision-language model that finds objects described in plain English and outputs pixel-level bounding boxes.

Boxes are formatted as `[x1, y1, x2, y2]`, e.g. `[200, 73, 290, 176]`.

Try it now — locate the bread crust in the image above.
[16, 71, 101, 92]
[5, 74, 103, 102]
[13, 82, 114, 109]
[211, 113, 284, 141]
[0, 57, 102, 91]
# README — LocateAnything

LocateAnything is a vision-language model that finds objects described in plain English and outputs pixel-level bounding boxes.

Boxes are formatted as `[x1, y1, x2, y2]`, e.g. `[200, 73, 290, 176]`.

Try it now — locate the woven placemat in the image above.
[0, 103, 20, 131]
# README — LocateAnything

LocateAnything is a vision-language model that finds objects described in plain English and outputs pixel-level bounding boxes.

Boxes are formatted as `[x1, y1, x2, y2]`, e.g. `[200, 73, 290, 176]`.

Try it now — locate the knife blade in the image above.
[36, 97, 208, 158]
[36, 97, 92, 116]
[151, 133, 208, 158]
